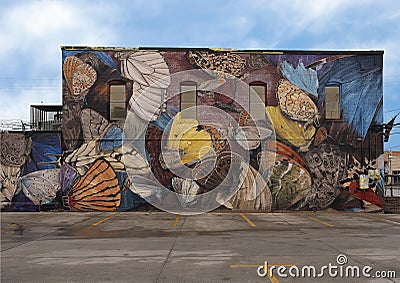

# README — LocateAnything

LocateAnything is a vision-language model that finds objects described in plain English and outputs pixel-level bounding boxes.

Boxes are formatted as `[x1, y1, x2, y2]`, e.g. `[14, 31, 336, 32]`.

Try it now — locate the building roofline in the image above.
[60, 46, 384, 55]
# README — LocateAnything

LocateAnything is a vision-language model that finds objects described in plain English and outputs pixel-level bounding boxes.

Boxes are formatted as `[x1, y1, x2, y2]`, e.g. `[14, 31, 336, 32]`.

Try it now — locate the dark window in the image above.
[325, 85, 340, 119]
[180, 82, 197, 119]
[110, 84, 126, 120]
[249, 82, 266, 120]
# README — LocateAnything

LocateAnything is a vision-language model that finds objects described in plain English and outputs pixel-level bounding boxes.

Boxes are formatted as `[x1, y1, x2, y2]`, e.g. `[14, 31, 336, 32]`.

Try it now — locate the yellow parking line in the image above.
[172, 214, 180, 227]
[92, 212, 120, 226]
[239, 213, 256, 227]
[301, 214, 334, 227]
[358, 214, 400, 225]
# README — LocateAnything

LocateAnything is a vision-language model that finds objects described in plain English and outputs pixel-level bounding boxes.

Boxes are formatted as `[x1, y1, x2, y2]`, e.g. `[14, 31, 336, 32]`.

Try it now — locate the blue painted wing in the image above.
[317, 55, 383, 137]
[22, 133, 61, 175]
[62, 50, 117, 69]
[151, 112, 172, 130]
[279, 61, 319, 97]
[263, 54, 328, 68]
[99, 124, 125, 151]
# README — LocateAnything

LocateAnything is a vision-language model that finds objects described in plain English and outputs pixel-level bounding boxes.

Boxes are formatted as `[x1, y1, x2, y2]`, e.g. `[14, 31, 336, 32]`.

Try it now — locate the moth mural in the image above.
[0, 48, 384, 212]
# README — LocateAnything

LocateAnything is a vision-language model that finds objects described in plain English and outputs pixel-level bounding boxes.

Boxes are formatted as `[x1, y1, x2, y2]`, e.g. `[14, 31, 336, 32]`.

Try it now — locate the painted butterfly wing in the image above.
[122, 142, 151, 176]
[278, 61, 319, 97]
[193, 151, 242, 191]
[167, 112, 212, 164]
[269, 158, 312, 210]
[129, 84, 166, 121]
[313, 127, 328, 146]
[126, 175, 162, 200]
[249, 54, 268, 69]
[198, 77, 226, 92]
[68, 159, 120, 211]
[98, 124, 124, 152]
[266, 106, 315, 151]
[62, 103, 82, 151]
[224, 164, 272, 210]
[116, 51, 170, 122]
[200, 124, 228, 154]
[172, 177, 200, 207]
[145, 124, 175, 187]
[0, 165, 22, 201]
[275, 141, 309, 171]
[23, 132, 61, 174]
[258, 140, 311, 210]
[233, 126, 272, 151]
[80, 108, 109, 143]
[65, 140, 124, 175]
[0, 133, 31, 167]
[17, 168, 60, 205]
[63, 56, 97, 101]
[299, 142, 349, 210]
[60, 164, 79, 194]
[238, 111, 253, 127]
[65, 140, 98, 164]
[187, 51, 246, 78]
[276, 79, 319, 123]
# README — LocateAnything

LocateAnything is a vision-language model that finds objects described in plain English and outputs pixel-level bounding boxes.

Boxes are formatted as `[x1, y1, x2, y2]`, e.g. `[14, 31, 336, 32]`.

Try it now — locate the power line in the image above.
[384, 108, 400, 113]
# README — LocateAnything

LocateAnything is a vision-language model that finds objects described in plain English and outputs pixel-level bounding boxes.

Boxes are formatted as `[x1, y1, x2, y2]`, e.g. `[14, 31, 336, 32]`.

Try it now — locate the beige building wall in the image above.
[384, 151, 400, 184]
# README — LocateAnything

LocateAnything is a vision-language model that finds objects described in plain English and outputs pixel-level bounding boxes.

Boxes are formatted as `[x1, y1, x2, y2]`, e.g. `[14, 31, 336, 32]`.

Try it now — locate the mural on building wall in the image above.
[0, 48, 385, 212]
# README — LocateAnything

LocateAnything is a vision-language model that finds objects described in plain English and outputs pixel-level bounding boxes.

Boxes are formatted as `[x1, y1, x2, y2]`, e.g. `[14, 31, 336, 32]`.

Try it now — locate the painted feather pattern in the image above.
[116, 51, 170, 121]
[67, 159, 120, 211]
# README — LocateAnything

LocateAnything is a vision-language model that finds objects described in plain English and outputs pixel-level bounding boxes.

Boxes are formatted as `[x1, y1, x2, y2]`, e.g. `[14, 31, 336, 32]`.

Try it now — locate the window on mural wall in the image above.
[180, 83, 197, 119]
[110, 84, 127, 120]
[325, 85, 341, 119]
[249, 83, 266, 120]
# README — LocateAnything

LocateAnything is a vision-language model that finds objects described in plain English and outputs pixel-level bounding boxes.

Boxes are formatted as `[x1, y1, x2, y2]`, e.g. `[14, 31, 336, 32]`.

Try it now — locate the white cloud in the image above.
[0, 0, 399, 134]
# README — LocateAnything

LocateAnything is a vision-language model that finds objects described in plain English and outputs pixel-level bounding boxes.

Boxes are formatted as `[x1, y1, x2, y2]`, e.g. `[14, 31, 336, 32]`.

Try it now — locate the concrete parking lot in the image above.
[1, 211, 400, 283]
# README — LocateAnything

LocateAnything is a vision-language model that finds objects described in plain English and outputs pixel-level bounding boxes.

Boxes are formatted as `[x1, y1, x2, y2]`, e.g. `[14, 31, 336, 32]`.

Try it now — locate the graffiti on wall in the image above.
[0, 49, 384, 212]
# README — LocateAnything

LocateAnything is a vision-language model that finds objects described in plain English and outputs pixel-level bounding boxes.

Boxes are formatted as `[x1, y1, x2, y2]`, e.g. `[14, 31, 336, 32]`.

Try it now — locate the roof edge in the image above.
[60, 46, 384, 55]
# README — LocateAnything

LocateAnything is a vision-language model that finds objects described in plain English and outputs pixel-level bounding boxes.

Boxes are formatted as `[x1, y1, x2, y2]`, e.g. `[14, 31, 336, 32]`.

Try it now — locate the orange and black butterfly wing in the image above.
[68, 158, 121, 211]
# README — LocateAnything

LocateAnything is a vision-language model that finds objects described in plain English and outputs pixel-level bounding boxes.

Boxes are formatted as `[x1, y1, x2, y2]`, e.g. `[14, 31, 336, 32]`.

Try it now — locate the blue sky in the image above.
[0, 0, 399, 149]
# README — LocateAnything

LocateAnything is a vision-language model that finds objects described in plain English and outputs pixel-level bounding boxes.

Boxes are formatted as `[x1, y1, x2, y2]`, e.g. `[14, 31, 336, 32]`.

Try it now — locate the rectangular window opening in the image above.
[180, 84, 197, 119]
[325, 85, 340, 120]
[110, 84, 127, 120]
[249, 85, 266, 120]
